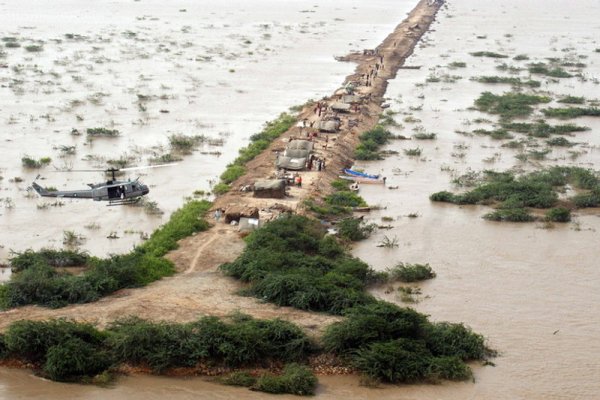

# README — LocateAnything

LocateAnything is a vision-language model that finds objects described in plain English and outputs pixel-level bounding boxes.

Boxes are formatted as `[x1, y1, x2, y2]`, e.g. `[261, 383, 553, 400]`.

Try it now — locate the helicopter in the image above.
[30, 164, 175, 206]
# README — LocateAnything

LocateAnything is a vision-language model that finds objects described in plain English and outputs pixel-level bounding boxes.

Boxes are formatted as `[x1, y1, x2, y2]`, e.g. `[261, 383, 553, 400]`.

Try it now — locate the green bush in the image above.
[337, 217, 376, 241]
[253, 363, 317, 396]
[4, 319, 106, 363]
[422, 322, 486, 360]
[322, 302, 427, 354]
[353, 339, 432, 383]
[355, 126, 392, 160]
[43, 338, 113, 382]
[545, 207, 571, 222]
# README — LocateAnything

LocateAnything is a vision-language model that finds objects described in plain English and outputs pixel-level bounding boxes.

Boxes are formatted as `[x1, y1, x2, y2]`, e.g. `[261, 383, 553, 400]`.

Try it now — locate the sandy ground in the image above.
[0, 0, 443, 333]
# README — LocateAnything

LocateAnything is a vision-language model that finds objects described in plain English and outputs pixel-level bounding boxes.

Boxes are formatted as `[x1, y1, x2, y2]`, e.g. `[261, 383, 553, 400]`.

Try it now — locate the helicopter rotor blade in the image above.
[118, 163, 178, 172]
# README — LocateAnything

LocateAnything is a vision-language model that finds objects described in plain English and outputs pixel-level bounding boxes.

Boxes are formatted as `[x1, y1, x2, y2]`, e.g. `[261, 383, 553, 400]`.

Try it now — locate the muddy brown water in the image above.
[2, 0, 600, 399]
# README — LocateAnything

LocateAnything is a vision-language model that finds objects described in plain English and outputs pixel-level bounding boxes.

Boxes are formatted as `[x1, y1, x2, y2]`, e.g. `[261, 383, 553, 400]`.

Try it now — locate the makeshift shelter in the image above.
[253, 179, 286, 199]
[318, 119, 340, 133]
[224, 205, 259, 223]
[342, 95, 361, 104]
[330, 102, 352, 113]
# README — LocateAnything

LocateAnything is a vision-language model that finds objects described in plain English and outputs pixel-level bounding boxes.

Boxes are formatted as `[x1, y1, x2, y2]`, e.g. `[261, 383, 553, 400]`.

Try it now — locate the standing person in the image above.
[214, 208, 222, 222]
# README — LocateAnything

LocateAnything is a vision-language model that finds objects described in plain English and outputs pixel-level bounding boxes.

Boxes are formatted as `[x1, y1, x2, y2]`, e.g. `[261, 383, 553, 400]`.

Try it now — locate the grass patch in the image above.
[253, 363, 317, 396]
[501, 121, 589, 137]
[528, 62, 572, 78]
[472, 76, 540, 88]
[470, 51, 508, 58]
[412, 132, 437, 140]
[541, 107, 600, 119]
[24, 44, 43, 52]
[483, 208, 535, 222]
[545, 207, 571, 223]
[448, 61, 466, 68]
[558, 96, 585, 104]
[546, 137, 575, 147]
[21, 156, 51, 168]
[86, 127, 120, 137]
[404, 147, 422, 156]
[474, 92, 551, 120]
[385, 263, 436, 282]
[472, 128, 513, 140]
[0, 201, 212, 309]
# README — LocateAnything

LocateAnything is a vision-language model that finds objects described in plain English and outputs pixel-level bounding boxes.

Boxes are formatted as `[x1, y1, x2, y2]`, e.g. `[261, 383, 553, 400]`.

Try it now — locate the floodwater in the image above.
[0, 0, 415, 267]
[1, 0, 600, 399]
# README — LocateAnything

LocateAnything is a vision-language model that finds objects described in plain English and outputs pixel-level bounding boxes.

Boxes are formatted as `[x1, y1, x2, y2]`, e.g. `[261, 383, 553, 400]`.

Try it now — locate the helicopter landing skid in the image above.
[107, 197, 141, 206]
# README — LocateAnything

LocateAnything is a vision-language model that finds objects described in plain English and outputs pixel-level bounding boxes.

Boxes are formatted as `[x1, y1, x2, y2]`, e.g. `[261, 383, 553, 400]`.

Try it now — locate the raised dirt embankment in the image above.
[0, 0, 443, 333]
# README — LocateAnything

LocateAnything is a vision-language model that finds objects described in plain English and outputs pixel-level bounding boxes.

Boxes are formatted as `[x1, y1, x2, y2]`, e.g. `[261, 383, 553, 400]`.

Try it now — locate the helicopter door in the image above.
[107, 186, 120, 199]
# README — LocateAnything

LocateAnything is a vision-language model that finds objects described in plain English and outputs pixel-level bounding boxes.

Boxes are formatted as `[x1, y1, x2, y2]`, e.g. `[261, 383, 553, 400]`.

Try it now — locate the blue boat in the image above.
[343, 168, 380, 180]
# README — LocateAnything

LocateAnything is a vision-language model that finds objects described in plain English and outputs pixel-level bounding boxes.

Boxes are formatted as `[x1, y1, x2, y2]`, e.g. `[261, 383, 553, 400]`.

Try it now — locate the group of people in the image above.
[307, 155, 326, 171]
[313, 101, 327, 117]
[362, 56, 384, 87]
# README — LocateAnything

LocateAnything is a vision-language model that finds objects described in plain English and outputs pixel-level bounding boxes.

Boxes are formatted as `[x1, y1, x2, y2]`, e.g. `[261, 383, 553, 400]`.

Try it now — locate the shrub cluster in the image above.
[0, 200, 212, 309]
[545, 207, 571, 223]
[527, 63, 572, 78]
[220, 215, 375, 314]
[9, 249, 89, 272]
[355, 125, 393, 160]
[386, 263, 436, 282]
[472, 76, 541, 88]
[1, 314, 314, 383]
[431, 167, 600, 221]
[501, 121, 589, 137]
[474, 91, 551, 119]
[323, 302, 486, 383]
[470, 51, 508, 58]
[336, 217, 376, 241]
[222, 364, 317, 396]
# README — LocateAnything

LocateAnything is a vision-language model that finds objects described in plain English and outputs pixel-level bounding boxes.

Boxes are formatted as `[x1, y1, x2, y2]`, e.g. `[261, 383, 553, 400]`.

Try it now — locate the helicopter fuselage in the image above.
[32, 180, 149, 204]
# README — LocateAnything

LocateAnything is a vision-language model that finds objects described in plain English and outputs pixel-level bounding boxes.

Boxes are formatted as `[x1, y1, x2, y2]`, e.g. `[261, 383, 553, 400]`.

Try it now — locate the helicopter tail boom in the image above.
[31, 182, 55, 197]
